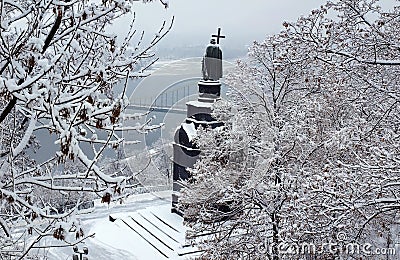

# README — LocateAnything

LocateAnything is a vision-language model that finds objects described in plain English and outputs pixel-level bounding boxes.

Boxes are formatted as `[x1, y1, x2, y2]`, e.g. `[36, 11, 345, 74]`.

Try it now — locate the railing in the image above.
[129, 79, 198, 111]
[129, 185, 172, 195]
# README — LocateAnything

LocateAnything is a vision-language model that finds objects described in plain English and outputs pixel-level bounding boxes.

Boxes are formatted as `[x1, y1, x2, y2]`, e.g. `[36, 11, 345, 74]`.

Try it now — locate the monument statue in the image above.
[202, 39, 222, 80]
[202, 28, 225, 81]
[172, 28, 226, 214]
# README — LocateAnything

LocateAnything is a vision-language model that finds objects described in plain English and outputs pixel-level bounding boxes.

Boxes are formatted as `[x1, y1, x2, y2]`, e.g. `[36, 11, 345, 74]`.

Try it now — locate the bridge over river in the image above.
[122, 58, 233, 152]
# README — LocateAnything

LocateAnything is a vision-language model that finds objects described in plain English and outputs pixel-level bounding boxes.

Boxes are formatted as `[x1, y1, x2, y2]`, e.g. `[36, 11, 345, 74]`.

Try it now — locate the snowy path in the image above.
[46, 191, 199, 260]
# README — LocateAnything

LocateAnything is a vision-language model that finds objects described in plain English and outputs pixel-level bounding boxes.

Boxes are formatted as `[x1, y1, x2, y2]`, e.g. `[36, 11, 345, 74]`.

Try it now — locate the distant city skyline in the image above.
[111, 0, 398, 58]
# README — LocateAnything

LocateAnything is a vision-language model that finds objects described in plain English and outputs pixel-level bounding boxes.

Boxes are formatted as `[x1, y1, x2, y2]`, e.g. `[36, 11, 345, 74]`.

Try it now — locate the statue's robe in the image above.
[202, 44, 222, 80]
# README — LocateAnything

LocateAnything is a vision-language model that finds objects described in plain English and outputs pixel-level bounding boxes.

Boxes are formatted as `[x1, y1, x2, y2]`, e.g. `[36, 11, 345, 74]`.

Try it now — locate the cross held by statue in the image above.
[212, 28, 225, 44]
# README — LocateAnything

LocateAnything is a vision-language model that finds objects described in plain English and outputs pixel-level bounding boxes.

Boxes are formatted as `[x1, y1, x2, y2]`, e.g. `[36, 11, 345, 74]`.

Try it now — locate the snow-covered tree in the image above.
[0, 0, 172, 258]
[180, 0, 400, 259]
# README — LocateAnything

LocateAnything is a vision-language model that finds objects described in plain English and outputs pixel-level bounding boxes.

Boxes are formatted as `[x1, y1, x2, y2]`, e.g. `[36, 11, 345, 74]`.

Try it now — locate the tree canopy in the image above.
[0, 0, 172, 258]
[180, 0, 400, 259]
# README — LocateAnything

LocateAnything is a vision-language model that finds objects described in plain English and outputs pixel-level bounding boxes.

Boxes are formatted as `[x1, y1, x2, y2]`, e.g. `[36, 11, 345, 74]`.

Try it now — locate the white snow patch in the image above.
[182, 122, 197, 142]
[186, 100, 213, 108]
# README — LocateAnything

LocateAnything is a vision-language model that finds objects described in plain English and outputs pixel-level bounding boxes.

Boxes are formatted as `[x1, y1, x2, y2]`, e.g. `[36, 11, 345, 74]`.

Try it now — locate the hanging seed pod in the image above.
[53, 226, 65, 240]
[101, 192, 111, 204]
[96, 119, 103, 129]
[7, 196, 14, 204]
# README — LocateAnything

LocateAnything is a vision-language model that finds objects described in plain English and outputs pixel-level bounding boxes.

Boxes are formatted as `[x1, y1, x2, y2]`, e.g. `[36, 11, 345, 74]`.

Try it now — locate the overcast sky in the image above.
[110, 0, 397, 55]
[113, 0, 327, 48]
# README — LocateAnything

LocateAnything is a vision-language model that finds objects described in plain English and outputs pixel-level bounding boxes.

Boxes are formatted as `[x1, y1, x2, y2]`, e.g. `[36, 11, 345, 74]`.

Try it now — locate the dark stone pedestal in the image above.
[171, 80, 222, 214]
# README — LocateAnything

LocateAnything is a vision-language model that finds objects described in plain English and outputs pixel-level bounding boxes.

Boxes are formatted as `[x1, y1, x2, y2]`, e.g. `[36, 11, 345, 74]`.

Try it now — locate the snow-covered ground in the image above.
[46, 191, 199, 260]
